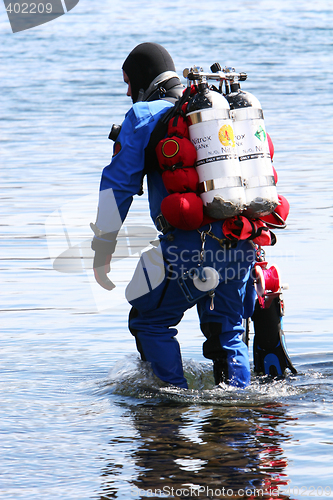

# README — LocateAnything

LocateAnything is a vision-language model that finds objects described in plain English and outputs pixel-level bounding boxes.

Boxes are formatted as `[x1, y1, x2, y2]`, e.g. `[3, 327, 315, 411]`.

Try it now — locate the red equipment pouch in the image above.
[167, 109, 189, 139]
[156, 136, 197, 171]
[223, 216, 273, 246]
[261, 194, 289, 226]
[162, 167, 199, 194]
[161, 192, 204, 231]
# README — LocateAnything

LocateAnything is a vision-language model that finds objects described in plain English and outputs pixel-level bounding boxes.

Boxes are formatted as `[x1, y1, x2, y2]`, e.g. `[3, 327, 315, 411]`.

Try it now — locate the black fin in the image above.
[252, 296, 297, 377]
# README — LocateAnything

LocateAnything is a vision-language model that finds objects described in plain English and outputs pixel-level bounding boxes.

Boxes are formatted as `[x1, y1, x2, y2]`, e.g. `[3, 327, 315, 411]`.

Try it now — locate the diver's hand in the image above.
[93, 251, 115, 290]
[91, 225, 117, 290]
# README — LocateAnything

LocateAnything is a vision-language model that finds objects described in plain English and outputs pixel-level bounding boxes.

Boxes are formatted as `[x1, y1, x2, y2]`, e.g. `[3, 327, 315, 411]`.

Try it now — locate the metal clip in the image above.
[200, 224, 231, 249]
[209, 290, 215, 311]
[200, 230, 206, 261]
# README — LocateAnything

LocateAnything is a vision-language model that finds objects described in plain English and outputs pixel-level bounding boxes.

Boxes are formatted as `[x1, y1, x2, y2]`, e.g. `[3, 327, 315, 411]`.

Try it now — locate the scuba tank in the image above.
[225, 81, 279, 217]
[186, 80, 246, 219]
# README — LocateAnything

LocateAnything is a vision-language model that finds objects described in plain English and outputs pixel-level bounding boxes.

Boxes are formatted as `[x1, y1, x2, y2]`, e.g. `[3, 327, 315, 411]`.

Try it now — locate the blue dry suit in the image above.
[95, 99, 257, 389]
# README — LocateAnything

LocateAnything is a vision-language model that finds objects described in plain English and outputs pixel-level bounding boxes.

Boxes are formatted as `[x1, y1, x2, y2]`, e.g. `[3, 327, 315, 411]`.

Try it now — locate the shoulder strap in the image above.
[138, 87, 192, 196]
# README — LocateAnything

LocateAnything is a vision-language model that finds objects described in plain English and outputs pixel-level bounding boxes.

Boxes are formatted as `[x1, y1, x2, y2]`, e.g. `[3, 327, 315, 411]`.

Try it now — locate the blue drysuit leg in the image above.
[128, 275, 192, 389]
[195, 227, 255, 388]
[127, 224, 255, 389]
[197, 265, 252, 388]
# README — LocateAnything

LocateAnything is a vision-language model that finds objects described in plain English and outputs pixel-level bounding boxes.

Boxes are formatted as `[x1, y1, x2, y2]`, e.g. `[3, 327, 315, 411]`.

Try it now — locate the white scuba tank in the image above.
[226, 83, 279, 216]
[186, 82, 246, 219]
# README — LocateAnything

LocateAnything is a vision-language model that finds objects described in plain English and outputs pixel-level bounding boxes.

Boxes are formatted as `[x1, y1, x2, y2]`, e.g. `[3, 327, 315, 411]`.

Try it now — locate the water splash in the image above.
[98, 354, 301, 405]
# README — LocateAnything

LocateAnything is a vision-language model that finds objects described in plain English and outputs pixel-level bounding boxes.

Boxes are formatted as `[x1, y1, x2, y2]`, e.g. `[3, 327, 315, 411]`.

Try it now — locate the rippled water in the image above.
[1, 1, 333, 498]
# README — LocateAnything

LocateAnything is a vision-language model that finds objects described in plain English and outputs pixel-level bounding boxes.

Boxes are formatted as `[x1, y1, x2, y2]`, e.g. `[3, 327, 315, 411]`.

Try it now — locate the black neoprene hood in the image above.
[122, 42, 177, 103]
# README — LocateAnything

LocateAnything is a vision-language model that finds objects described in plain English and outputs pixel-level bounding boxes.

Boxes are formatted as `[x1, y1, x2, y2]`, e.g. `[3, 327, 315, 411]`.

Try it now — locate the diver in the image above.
[91, 42, 296, 389]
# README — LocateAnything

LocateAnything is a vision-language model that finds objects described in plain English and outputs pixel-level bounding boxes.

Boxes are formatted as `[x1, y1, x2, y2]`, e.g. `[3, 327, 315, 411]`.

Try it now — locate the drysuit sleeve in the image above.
[97, 108, 148, 231]
[94, 101, 173, 240]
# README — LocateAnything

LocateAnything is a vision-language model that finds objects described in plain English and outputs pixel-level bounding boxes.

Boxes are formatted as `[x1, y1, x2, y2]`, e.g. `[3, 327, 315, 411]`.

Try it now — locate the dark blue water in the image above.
[1, 1, 333, 498]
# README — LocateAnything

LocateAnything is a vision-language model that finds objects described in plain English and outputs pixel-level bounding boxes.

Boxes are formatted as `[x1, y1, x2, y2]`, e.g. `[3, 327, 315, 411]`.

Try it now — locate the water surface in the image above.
[1, 1, 333, 498]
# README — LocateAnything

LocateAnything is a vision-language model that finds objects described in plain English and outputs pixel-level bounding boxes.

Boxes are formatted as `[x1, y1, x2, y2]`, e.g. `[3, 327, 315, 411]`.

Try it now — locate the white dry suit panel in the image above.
[228, 91, 279, 216]
[125, 243, 165, 313]
[186, 90, 246, 219]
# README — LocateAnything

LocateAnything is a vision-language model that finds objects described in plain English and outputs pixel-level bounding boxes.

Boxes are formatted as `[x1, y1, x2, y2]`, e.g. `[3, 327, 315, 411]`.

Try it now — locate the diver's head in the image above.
[122, 42, 180, 103]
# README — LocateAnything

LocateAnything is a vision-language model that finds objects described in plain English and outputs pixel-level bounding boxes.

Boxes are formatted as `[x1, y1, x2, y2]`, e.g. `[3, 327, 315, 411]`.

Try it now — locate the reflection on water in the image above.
[95, 355, 333, 499]
[96, 358, 297, 499]
[99, 399, 295, 499]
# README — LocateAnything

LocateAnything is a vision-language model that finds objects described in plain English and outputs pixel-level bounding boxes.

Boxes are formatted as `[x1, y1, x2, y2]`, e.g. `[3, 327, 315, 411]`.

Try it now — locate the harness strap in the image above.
[140, 87, 192, 195]
[155, 213, 174, 235]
